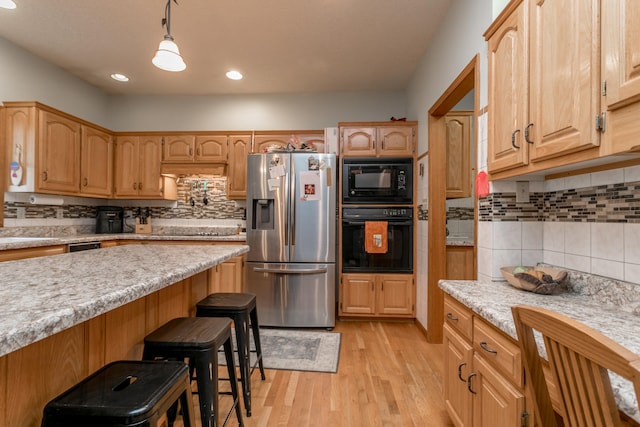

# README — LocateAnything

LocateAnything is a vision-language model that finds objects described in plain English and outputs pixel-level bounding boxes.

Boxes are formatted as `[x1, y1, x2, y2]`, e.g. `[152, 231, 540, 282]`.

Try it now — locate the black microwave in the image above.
[342, 158, 413, 204]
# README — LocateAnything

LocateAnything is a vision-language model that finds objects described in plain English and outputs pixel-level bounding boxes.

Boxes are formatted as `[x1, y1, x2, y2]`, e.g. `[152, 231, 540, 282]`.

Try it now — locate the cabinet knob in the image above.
[138, 182, 143, 190]
[189, 147, 193, 156]
[196, 147, 200, 156]
[42, 171, 48, 182]
[133, 182, 137, 190]
[446, 313, 458, 321]
[511, 129, 521, 149]
[83, 177, 88, 187]
[524, 123, 534, 144]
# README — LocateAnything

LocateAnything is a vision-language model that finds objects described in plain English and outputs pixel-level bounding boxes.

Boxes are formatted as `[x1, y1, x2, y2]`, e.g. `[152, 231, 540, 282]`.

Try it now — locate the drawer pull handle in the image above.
[467, 373, 477, 394]
[480, 341, 498, 354]
[511, 129, 521, 149]
[446, 313, 458, 321]
[457, 362, 467, 382]
[525, 123, 534, 144]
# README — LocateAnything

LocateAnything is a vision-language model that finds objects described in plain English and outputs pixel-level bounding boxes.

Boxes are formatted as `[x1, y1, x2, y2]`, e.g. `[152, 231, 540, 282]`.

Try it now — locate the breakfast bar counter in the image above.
[0, 244, 248, 425]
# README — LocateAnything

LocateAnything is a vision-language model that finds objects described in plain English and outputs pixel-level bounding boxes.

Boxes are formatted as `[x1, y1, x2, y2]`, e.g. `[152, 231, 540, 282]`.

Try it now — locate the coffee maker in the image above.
[95, 206, 124, 234]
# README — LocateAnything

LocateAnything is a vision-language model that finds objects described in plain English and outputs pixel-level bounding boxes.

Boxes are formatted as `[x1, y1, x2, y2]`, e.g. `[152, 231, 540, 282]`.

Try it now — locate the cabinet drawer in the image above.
[473, 318, 523, 387]
[444, 296, 473, 341]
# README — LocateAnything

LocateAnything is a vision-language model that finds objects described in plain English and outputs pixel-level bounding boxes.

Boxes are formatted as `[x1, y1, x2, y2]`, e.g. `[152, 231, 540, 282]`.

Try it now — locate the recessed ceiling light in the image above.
[110, 73, 130, 82]
[0, 0, 17, 9]
[226, 70, 243, 80]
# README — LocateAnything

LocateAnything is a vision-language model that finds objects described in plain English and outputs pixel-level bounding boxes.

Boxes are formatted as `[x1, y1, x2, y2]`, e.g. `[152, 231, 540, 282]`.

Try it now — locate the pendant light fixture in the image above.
[0, 0, 17, 9]
[152, 0, 186, 72]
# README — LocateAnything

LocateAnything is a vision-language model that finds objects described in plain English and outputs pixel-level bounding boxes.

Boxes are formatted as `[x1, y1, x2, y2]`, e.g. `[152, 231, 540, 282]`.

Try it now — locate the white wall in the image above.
[0, 38, 110, 127]
[406, 0, 492, 156]
[106, 91, 407, 131]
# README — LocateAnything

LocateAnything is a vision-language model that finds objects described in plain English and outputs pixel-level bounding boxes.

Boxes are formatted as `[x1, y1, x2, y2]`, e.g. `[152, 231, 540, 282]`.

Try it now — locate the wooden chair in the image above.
[511, 305, 640, 427]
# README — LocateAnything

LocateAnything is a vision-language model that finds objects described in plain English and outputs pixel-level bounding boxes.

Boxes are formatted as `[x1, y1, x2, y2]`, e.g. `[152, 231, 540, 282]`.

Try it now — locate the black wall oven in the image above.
[342, 158, 413, 204]
[342, 207, 413, 273]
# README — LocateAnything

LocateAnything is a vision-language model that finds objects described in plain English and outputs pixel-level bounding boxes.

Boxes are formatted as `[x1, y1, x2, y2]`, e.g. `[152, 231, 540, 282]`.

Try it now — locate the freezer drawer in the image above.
[246, 262, 336, 328]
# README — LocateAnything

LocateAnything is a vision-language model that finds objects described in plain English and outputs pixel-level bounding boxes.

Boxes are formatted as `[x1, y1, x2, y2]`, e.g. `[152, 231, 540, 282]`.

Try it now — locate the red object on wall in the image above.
[476, 171, 490, 197]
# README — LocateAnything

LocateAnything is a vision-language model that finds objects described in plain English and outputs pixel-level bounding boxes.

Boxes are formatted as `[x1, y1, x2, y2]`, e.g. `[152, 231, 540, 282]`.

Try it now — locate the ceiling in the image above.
[0, 0, 451, 96]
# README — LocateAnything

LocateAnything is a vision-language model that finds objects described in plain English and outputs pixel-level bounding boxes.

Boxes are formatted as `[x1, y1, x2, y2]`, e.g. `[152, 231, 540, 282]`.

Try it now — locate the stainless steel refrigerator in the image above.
[246, 152, 336, 328]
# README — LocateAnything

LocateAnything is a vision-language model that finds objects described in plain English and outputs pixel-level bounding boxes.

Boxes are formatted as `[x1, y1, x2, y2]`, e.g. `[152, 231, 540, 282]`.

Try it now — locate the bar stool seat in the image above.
[41, 360, 196, 427]
[196, 293, 266, 417]
[143, 317, 243, 427]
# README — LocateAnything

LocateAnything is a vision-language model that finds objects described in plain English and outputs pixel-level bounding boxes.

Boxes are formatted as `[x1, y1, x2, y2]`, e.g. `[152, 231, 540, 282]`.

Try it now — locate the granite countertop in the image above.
[439, 277, 640, 423]
[0, 232, 246, 250]
[446, 237, 474, 246]
[0, 244, 249, 358]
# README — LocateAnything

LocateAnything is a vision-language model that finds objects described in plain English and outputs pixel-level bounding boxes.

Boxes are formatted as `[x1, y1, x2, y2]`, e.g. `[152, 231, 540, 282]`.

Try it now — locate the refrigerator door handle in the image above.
[290, 166, 296, 249]
[252, 267, 328, 275]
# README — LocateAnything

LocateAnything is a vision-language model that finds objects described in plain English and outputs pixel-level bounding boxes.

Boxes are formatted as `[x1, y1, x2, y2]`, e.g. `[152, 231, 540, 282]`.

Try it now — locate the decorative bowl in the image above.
[500, 266, 568, 294]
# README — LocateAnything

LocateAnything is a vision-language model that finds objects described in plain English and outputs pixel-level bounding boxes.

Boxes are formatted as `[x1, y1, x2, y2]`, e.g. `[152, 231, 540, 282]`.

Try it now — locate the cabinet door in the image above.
[377, 127, 414, 157]
[195, 135, 227, 162]
[601, 0, 640, 153]
[5, 106, 35, 190]
[209, 256, 245, 293]
[163, 135, 195, 162]
[114, 136, 140, 197]
[446, 246, 475, 280]
[528, 0, 600, 162]
[37, 111, 81, 193]
[252, 135, 291, 154]
[445, 113, 472, 199]
[472, 354, 526, 427]
[138, 136, 164, 197]
[340, 273, 376, 315]
[227, 135, 250, 199]
[487, 2, 529, 173]
[444, 325, 473, 427]
[341, 127, 377, 157]
[377, 274, 414, 316]
[81, 126, 113, 197]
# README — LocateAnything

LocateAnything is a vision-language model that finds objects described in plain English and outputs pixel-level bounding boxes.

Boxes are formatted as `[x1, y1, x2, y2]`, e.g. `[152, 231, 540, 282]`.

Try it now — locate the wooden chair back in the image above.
[511, 305, 640, 427]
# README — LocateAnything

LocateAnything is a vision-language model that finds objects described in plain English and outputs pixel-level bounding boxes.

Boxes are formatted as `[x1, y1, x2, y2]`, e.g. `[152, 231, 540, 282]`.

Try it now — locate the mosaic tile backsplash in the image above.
[3, 177, 245, 221]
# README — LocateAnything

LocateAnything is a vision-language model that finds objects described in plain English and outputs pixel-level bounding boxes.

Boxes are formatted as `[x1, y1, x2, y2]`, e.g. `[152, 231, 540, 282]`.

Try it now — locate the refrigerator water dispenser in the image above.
[252, 199, 274, 230]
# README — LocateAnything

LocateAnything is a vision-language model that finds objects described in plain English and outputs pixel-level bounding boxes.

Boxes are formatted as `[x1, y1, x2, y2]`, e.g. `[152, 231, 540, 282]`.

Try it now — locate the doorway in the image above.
[426, 55, 479, 343]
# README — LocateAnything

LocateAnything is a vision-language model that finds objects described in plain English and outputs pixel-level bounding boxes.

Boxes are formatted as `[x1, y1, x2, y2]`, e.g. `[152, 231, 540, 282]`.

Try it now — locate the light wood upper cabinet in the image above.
[445, 112, 472, 199]
[601, 0, 640, 154]
[528, 0, 600, 162]
[195, 135, 227, 162]
[487, 1, 529, 174]
[80, 125, 113, 197]
[486, 0, 601, 177]
[163, 135, 195, 162]
[227, 135, 251, 199]
[340, 273, 414, 317]
[37, 110, 81, 193]
[115, 135, 171, 199]
[163, 135, 227, 162]
[252, 132, 324, 153]
[341, 124, 415, 157]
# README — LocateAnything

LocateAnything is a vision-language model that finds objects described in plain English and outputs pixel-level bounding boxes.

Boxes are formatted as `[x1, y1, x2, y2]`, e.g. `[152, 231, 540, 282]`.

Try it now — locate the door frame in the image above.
[426, 55, 479, 343]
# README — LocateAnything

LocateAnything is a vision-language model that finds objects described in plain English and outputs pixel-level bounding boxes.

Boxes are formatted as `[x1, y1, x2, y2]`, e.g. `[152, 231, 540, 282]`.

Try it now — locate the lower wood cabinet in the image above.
[443, 294, 529, 427]
[446, 246, 475, 280]
[0, 245, 67, 261]
[339, 273, 414, 317]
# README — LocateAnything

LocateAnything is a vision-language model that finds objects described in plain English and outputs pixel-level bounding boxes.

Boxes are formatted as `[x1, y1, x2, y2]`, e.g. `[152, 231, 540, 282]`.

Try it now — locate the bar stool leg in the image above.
[249, 307, 266, 380]
[234, 312, 252, 416]
[224, 336, 244, 427]
[193, 350, 218, 427]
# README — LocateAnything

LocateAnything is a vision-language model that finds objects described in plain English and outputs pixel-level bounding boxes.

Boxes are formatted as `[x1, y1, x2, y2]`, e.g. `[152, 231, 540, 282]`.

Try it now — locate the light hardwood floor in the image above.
[184, 320, 454, 427]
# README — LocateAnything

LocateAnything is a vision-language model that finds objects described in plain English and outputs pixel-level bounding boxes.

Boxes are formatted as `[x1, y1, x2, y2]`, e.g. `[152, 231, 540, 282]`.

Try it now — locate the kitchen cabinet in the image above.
[339, 122, 416, 157]
[340, 273, 414, 317]
[0, 244, 67, 261]
[446, 246, 475, 280]
[443, 294, 529, 427]
[163, 134, 228, 162]
[486, 0, 601, 178]
[252, 131, 324, 153]
[445, 112, 472, 199]
[38, 109, 81, 193]
[80, 125, 113, 197]
[114, 135, 175, 199]
[227, 134, 251, 199]
[601, 0, 640, 155]
[209, 254, 245, 293]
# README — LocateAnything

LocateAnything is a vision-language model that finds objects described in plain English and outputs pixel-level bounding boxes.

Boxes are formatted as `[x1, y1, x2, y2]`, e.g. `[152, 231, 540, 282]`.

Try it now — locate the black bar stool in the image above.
[196, 293, 266, 417]
[41, 360, 196, 427]
[143, 317, 243, 427]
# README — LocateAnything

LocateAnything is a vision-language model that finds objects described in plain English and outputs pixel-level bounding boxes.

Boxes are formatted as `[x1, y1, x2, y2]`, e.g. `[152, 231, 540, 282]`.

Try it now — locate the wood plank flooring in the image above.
[181, 320, 454, 427]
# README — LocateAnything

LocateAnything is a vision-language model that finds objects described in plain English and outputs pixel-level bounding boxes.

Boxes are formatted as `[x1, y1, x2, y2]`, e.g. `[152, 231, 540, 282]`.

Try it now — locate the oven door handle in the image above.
[252, 267, 328, 275]
[342, 220, 413, 226]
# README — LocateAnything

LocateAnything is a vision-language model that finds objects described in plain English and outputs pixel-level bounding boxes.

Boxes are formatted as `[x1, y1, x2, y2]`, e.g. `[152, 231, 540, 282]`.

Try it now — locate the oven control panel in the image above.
[342, 207, 413, 220]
